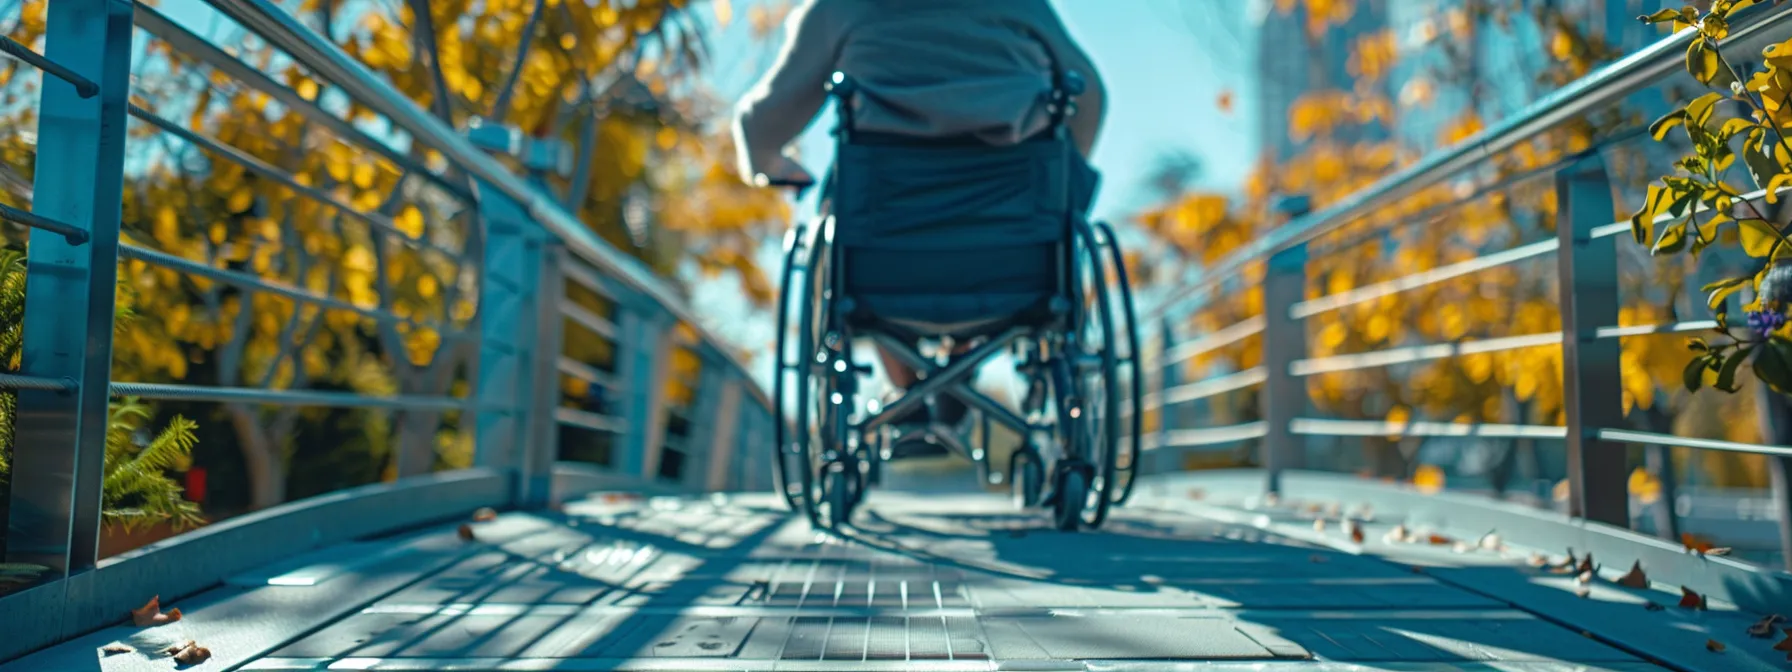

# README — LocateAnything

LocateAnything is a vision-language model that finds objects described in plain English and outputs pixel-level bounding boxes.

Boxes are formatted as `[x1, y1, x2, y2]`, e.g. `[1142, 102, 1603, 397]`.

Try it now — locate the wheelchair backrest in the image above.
[819, 71, 1099, 333]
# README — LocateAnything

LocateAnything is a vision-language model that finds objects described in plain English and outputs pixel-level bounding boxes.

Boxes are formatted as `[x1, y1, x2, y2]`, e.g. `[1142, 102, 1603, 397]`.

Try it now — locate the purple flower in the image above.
[1747, 310, 1787, 339]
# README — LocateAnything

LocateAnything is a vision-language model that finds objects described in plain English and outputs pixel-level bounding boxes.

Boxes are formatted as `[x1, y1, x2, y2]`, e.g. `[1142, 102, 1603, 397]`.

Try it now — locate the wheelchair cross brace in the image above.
[861, 328, 1033, 439]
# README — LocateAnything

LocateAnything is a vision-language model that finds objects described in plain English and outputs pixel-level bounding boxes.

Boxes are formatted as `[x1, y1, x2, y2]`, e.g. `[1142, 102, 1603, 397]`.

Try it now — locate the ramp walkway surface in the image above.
[7, 474, 1786, 671]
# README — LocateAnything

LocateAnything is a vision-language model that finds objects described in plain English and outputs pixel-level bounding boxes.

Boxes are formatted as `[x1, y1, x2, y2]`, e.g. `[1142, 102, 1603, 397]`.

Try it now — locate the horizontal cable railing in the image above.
[1134, 3, 1792, 571]
[0, 0, 779, 613]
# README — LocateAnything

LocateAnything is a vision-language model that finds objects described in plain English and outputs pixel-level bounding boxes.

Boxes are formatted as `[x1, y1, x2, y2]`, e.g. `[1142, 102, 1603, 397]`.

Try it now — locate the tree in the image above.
[2, 0, 781, 514]
[1137, 0, 1673, 485]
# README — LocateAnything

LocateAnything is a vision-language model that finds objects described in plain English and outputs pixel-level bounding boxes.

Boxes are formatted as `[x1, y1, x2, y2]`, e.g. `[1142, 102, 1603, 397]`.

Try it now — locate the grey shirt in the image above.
[732, 0, 1107, 184]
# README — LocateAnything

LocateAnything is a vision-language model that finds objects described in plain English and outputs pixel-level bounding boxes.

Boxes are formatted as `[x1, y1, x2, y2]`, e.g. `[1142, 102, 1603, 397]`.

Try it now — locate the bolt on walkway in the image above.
[6, 474, 1785, 671]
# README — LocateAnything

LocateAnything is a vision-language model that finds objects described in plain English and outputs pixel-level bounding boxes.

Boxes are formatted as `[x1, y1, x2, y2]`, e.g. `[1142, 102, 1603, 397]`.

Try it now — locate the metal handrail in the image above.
[1146, 2, 1792, 320]
[201, 0, 772, 413]
[0, 0, 781, 601]
[1137, 3, 1792, 571]
[0, 34, 96, 97]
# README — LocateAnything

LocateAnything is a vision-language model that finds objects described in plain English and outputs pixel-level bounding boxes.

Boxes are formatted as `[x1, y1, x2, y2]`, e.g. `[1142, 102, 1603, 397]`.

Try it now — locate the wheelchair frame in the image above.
[768, 70, 1145, 532]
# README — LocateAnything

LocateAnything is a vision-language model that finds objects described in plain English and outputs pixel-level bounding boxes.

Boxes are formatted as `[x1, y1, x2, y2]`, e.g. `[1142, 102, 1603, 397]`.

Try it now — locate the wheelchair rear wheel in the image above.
[1058, 221, 1124, 529]
[771, 225, 812, 513]
[1094, 221, 1145, 506]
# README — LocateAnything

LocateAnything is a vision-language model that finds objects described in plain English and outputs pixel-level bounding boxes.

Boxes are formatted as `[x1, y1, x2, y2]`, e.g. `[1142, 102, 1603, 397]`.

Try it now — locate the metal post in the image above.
[704, 374, 744, 492]
[1260, 197, 1311, 496]
[1153, 319, 1178, 475]
[678, 356, 723, 491]
[616, 306, 672, 481]
[518, 244, 566, 508]
[5, 0, 133, 574]
[469, 176, 554, 504]
[1644, 440, 1681, 541]
[1554, 154, 1628, 527]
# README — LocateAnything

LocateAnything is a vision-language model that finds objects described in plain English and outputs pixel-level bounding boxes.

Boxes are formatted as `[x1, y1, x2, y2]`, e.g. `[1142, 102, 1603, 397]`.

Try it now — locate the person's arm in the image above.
[732, 0, 846, 185]
[1033, 1, 1107, 157]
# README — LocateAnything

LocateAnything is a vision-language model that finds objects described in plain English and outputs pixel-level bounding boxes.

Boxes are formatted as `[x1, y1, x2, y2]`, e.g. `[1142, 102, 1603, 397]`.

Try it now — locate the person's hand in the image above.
[756, 154, 816, 190]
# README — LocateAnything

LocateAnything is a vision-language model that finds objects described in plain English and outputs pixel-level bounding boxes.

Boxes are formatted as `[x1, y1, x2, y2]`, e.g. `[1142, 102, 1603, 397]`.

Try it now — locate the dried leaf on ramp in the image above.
[1678, 586, 1707, 610]
[129, 596, 181, 627]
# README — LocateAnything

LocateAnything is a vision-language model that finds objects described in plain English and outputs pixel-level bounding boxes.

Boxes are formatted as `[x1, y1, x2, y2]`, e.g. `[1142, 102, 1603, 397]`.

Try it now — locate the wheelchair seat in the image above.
[826, 129, 1102, 340]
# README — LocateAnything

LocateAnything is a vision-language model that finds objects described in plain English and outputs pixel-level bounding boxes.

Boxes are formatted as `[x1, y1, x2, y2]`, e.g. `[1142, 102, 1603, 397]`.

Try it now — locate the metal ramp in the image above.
[9, 473, 1786, 671]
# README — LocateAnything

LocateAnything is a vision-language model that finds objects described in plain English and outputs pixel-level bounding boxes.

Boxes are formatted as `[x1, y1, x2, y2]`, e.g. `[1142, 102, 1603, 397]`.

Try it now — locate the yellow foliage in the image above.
[1129, 0, 1677, 478]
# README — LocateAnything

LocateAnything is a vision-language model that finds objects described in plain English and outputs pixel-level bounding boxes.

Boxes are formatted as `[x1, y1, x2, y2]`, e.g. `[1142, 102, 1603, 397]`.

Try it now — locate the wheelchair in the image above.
[768, 69, 1144, 532]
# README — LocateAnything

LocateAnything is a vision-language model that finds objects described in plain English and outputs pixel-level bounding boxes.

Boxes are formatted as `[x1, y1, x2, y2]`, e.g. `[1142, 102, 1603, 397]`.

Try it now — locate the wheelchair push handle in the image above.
[758, 174, 816, 199]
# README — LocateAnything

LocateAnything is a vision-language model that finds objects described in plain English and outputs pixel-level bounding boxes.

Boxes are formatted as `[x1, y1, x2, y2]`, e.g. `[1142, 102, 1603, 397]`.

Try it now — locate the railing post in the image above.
[1153, 319, 1178, 475]
[676, 354, 722, 491]
[702, 372, 744, 492]
[1554, 154, 1628, 527]
[519, 245, 566, 507]
[1261, 197, 1311, 496]
[5, 0, 133, 574]
[466, 122, 568, 507]
[616, 305, 673, 481]
[468, 183, 553, 505]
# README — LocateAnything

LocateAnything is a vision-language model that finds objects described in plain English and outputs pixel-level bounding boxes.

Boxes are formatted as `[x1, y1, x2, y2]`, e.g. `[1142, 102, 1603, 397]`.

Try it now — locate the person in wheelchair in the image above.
[737, 0, 1135, 531]
[734, 0, 1107, 454]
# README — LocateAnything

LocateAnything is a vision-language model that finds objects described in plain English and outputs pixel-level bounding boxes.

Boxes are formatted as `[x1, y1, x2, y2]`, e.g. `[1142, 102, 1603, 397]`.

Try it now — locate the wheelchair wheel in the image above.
[858, 436, 882, 487]
[822, 462, 857, 529]
[1061, 222, 1123, 529]
[1095, 221, 1145, 505]
[974, 412, 994, 487]
[1010, 448, 1044, 509]
[1053, 466, 1090, 531]
[771, 225, 810, 512]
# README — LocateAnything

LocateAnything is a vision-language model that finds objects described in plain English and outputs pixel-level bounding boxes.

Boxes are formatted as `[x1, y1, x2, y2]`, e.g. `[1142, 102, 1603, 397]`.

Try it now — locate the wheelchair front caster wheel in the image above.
[823, 465, 856, 529]
[1010, 451, 1044, 509]
[857, 443, 882, 487]
[1052, 468, 1088, 532]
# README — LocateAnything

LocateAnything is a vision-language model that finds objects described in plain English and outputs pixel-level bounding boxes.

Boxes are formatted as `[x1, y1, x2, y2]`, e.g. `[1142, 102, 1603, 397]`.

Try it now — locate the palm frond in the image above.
[100, 405, 205, 532]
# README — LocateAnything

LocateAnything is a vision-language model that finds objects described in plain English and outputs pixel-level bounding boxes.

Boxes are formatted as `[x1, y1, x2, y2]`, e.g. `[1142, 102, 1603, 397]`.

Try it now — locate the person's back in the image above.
[732, 0, 1106, 186]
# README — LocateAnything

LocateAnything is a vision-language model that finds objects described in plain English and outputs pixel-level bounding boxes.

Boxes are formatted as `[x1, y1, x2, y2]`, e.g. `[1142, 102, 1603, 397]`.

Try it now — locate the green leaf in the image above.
[1698, 274, 1741, 306]
[1717, 346, 1751, 392]
[1672, 193, 1701, 220]
[1653, 220, 1689, 254]
[1753, 338, 1792, 395]
[1738, 218, 1785, 257]
[1688, 92, 1725, 126]
[1768, 171, 1792, 204]
[1650, 109, 1689, 141]
[1640, 8, 1683, 23]
[1719, 118, 1755, 139]
[1723, 0, 1760, 19]
[1743, 128, 1779, 191]
[1629, 185, 1673, 243]
[1715, 146, 1738, 172]
[1684, 356, 1707, 392]
[1689, 338, 1711, 352]
[1688, 39, 1721, 84]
